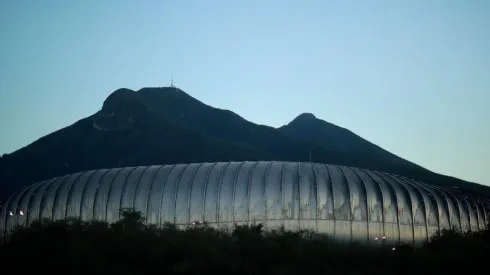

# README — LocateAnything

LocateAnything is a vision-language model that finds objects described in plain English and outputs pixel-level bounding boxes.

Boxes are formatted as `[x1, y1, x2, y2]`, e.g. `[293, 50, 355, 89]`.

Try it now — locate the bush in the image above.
[1, 211, 489, 274]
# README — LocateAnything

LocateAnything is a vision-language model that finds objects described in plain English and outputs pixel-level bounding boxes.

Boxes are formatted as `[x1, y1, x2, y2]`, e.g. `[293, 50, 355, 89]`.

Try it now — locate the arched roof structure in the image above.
[1, 161, 489, 245]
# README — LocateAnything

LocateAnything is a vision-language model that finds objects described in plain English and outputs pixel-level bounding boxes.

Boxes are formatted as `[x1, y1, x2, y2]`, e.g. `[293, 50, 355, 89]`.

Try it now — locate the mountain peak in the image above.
[294, 113, 317, 121]
[1, 85, 487, 203]
[136, 86, 202, 105]
[137, 86, 183, 93]
[287, 112, 347, 131]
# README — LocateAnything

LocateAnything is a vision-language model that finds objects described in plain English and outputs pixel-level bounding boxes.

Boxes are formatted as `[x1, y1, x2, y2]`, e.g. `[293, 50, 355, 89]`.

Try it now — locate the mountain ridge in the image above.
[279, 112, 420, 166]
[1, 86, 488, 201]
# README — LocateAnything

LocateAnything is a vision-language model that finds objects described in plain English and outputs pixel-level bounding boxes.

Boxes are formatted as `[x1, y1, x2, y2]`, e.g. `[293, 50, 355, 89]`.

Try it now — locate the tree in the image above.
[112, 208, 146, 231]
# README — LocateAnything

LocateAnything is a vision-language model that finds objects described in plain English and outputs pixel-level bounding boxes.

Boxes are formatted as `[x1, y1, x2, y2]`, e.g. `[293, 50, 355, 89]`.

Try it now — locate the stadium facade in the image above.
[1, 161, 489, 245]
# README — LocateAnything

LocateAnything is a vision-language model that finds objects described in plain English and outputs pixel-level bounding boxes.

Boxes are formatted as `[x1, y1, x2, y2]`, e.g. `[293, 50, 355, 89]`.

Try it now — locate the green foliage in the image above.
[1, 210, 490, 274]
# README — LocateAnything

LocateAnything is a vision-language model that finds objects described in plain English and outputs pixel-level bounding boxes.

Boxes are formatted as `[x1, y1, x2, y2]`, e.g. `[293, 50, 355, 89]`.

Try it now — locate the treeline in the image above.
[0, 209, 489, 275]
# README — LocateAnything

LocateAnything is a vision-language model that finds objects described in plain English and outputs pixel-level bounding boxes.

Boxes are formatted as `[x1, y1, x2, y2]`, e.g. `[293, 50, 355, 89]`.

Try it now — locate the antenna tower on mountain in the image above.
[170, 76, 175, 88]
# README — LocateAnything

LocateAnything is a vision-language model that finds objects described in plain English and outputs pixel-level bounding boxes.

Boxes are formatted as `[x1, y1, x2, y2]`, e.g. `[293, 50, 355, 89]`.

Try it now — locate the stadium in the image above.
[1, 161, 489, 246]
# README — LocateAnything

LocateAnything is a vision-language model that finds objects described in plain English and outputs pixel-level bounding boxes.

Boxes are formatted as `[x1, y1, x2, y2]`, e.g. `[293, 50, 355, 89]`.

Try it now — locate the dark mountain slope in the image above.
[0, 88, 276, 200]
[279, 113, 411, 164]
[130, 88, 445, 176]
[130, 87, 321, 161]
[132, 88, 484, 193]
[1, 86, 488, 201]
[278, 113, 490, 196]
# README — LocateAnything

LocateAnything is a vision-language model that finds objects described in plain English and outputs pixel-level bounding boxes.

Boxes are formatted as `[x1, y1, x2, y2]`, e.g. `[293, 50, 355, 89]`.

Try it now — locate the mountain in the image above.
[278, 113, 490, 196]
[279, 113, 410, 163]
[1, 86, 488, 201]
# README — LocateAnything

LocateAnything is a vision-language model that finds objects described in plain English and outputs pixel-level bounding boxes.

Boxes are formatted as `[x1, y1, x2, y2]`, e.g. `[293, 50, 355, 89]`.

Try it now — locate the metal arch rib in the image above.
[185, 163, 205, 225]
[345, 166, 370, 243]
[61, 172, 86, 220]
[473, 199, 488, 230]
[170, 164, 191, 226]
[386, 174, 427, 245]
[461, 196, 478, 232]
[13, 181, 46, 228]
[279, 161, 288, 227]
[310, 162, 319, 232]
[378, 172, 415, 246]
[483, 201, 490, 226]
[1, 189, 21, 240]
[200, 162, 219, 224]
[469, 198, 483, 231]
[79, 170, 101, 220]
[231, 162, 246, 225]
[407, 178, 437, 239]
[85, 169, 111, 221]
[142, 165, 165, 225]
[431, 187, 454, 231]
[26, 178, 58, 225]
[38, 177, 63, 220]
[98, 168, 124, 223]
[246, 161, 260, 224]
[430, 186, 462, 232]
[129, 166, 152, 211]
[356, 168, 386, 242]
[323, 164, 336, 239]
[215, 162, 232, 225]
[473, 199, 486, 230]
[297, 162, 302, 225]
[262, 161, 273, 227]
[458, 195, 471, 232]
[404, 179, 442, 237]
[441, 188, 465, 232]
[49, 175, 72, 221]
[368, 170, 401, 245]
[156, 165, 177, 228]
[1, 186, 28, 239]
[115, 167, 138, 221]
[335, 165, 353, 242]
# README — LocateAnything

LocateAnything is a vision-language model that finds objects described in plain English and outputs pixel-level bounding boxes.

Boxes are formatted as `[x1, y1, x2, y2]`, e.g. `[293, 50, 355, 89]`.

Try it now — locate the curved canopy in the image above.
[1, 161, 489, 245]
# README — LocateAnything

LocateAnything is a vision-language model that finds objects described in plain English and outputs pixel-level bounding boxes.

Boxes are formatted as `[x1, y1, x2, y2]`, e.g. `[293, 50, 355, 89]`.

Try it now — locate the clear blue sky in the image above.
[0, 0, 489, 185]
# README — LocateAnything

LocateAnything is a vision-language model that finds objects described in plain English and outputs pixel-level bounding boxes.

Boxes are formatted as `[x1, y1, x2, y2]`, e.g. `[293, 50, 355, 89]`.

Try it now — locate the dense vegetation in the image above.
[0, 209, 488, 274]
[1, 87, 489, 202]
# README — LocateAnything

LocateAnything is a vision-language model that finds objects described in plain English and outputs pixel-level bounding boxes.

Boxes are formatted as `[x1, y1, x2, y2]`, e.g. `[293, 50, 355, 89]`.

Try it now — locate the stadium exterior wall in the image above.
[1, 161, 489, 246]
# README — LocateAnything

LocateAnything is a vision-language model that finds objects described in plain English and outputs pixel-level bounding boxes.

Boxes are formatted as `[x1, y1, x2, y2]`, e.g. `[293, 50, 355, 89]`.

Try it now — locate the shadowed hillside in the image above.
[0, 86, 488, 201]
[278, 113, 490, 196]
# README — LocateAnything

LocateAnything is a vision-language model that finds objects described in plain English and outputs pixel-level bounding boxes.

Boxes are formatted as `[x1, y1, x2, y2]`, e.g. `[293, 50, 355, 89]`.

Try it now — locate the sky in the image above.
[0, 0, 489, 185]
